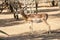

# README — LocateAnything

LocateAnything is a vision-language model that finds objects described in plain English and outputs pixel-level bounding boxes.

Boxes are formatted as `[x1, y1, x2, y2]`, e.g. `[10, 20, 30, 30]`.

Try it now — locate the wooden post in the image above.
[35, 1, 38, 14]
[35, 0, 38, 14]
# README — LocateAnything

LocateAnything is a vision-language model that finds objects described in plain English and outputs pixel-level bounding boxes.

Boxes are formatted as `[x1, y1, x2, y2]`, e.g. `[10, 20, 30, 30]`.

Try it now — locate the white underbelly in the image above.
[32, 18, 42, 23]
[32, 18, 40, 21]
[28, 18, 42, 23]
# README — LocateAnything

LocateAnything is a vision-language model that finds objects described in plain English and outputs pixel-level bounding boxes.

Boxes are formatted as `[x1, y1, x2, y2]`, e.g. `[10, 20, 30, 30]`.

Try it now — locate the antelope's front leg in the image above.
[29, 21, 33, 34]
[42, 19, 51, 34]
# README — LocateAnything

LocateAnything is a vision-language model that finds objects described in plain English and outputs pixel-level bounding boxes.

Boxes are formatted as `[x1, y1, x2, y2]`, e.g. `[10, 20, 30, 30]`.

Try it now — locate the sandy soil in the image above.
[0, 7, 60, 40]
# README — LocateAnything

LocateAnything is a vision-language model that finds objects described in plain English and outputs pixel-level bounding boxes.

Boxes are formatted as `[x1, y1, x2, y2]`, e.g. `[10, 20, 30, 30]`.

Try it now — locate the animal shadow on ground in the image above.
[1, 29, 60, 40]
[48, 13, 60, 19]
[0, 18, 25, 27]
[49, 13, 60, 17]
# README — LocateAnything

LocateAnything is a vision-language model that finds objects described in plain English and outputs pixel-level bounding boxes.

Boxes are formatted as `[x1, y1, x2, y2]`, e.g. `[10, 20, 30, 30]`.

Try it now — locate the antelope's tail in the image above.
[46, 14, 48, 20]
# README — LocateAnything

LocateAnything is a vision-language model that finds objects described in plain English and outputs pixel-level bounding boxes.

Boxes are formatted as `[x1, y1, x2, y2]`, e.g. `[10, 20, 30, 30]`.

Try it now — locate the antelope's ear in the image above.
[21, 3, 24, 5]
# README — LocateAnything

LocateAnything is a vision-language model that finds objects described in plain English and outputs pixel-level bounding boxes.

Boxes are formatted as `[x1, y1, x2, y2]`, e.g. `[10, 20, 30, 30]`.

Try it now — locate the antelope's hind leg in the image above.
[42, 19, 51, 34]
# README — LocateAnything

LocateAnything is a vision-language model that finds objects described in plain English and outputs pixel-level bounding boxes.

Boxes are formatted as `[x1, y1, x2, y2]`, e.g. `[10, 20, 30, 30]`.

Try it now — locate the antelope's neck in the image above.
[21, 12, 27, 19]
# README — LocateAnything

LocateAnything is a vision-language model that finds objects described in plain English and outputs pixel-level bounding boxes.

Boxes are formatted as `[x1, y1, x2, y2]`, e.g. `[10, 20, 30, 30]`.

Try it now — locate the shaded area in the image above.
[0, 18, 24, 27]
[0, 12, 13, 14]
[1, 29, 60, 40]
[0, 7, 59, 14]
[0, 38, 4, 40]
[41, 29, 60, 40]
[0, 12, 60, 27]
[38, 9, 59, 12]
[49, 13, 60, 19]
[0, 12, 20, 14]
[27, 8, 59, 13]
[49, 13, 60, 17]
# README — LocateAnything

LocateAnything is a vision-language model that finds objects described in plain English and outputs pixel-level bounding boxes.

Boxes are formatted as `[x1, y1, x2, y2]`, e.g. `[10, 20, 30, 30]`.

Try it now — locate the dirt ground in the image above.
[0, 7, 60, 40]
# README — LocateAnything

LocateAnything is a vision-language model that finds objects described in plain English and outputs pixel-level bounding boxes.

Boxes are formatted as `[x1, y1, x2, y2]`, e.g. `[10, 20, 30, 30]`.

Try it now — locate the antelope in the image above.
[20, 8, 51, 34]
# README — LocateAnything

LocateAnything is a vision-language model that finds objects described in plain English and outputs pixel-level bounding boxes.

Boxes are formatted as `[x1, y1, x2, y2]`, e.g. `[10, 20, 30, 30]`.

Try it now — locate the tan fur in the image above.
[20, 9, 51, 34]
